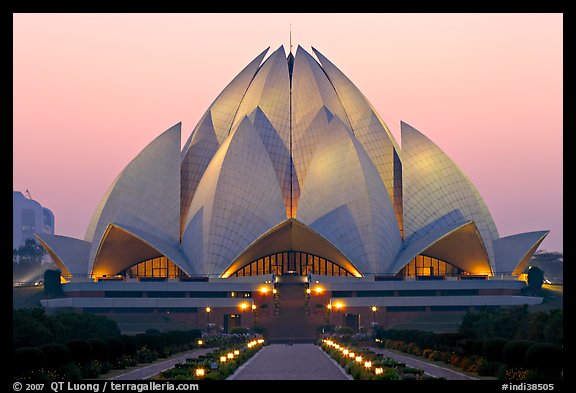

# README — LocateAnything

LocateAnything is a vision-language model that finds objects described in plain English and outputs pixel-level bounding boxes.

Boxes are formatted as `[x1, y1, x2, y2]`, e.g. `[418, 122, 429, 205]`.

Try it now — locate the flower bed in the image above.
[320, 339, 437, 380]
[157, 337, 265, 380]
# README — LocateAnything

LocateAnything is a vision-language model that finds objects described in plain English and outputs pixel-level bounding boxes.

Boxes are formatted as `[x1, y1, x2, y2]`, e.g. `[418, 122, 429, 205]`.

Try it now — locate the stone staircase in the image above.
[260, 279, 321, 340]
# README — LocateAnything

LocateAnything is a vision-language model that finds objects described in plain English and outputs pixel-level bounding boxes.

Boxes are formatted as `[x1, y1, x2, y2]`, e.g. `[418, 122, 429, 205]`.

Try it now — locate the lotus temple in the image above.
[36, 45, 548, 337]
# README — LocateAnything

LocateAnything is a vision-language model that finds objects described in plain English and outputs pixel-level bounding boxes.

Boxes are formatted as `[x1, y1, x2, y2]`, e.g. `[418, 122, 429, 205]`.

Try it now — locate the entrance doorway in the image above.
[224, 314, 241, 333]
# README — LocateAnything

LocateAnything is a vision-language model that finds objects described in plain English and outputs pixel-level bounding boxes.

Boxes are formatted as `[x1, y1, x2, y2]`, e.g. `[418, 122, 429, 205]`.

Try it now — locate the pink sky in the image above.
[13, 13, 563, 252]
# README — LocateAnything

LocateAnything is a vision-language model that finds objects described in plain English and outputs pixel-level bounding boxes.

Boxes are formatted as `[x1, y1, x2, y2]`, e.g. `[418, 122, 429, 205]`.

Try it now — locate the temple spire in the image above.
[290, 24, 293, 54]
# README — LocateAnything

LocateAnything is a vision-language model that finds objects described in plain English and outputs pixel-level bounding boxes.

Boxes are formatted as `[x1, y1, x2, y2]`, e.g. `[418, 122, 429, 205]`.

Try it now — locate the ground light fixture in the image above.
[195, 368, 205, 377]
[220, 356, 227, 363]
[375, 367, 384, 375]
[197, 339, 203, 346]
[234, 350, 240, 356]
[364, 361, 372, 369]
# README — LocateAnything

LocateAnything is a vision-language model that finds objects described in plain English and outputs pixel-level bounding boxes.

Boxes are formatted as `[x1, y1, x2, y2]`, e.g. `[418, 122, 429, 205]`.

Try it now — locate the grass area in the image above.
[370, 345, 494, 380]
[527, 285, 563, 312]
[95, 347, 207, 380]
[13, 286, 44, 309]
[387, 312, 464, 333]
[107, 314, 197, 335]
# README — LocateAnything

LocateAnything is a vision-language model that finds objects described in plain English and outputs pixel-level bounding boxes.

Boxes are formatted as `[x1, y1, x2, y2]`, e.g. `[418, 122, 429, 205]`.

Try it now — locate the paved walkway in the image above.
[110, 348, 212, 380]
[229, 344, 350, 380]
[369, 347, 477, 380]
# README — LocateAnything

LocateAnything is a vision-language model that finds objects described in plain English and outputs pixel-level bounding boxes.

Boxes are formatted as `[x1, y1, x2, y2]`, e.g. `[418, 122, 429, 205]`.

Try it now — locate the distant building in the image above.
[13, 191, 55, 250]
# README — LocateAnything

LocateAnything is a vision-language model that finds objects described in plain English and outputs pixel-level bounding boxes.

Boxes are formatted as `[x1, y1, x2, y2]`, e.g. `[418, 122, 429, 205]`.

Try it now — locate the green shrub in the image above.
[116, 355, 137, 369]
[87, 338, 110, 362]
[119, 335, 138, 355]
[482, 338, 508, 362]
[66, 339, 93, 364]
[40, 343, 71, 369]
[135, 346, 157, 363]
[101, 361, 113, 374]
[59, 363, 82, 380]
[13, 347, 46, 375]
[416, 332, 435, 349]
[503, 340, 534, 369]
[105, 337, 125, 361]
[81, 359, 102, 378]
[229, 327, 249, 335]
[335, 326, 355, 336]
[525, 343, 562, 378]
[473, 339, 484, 356]
[249, 325, 267, 336]
[479, 359, 504, 377]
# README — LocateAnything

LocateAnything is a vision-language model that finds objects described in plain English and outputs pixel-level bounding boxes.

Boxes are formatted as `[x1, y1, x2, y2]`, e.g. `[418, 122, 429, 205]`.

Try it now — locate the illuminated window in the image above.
[230, 251, 353, 277]
[399, 255, 463, 278]
[129, 256, 184, 279]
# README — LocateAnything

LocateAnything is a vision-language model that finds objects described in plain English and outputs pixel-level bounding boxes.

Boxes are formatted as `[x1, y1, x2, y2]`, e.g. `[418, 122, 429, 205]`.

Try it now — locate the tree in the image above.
[527, 266, 544, 290]
[13, 239, 50, 282]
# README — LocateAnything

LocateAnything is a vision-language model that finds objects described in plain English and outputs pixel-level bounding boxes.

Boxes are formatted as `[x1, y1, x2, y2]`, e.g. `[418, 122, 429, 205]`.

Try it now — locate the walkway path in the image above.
[229, 344, 350, 380]
[110, 348, 212, 380]
[369, 347, 477, 380]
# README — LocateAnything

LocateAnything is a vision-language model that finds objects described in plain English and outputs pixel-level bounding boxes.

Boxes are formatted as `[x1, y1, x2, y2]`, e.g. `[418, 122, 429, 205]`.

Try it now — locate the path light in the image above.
[355, 356, 363, 363]
[234, 350, 240, 356]
[343, 349, 349, 355]
[197, 340, 204, 346]
[348, 352, 355, 359]
[364, 361, 372, 369]
[227, 352, 234, 359]
[375, 367, 383, 375]
[257, 339, 264, 344]
[195, 368, 205, 377]
[220, 356, 227, 363]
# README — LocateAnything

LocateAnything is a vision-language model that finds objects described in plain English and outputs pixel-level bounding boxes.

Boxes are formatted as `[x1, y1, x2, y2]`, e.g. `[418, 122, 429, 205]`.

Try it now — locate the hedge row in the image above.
[13, 329, 202, 379]
[376, 329, 563, 379]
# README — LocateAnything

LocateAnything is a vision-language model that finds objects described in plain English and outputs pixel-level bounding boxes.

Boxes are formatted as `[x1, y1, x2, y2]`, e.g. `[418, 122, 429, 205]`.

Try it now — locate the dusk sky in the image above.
[13, 13, 563, 252]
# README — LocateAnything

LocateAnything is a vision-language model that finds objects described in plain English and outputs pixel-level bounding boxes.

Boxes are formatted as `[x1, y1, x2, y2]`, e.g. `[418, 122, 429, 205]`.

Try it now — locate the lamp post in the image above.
[205, 306, 211, 332]
[371, 306, 377, 326]
[240, 302, 249, 328]
[251, 303, 257, 325]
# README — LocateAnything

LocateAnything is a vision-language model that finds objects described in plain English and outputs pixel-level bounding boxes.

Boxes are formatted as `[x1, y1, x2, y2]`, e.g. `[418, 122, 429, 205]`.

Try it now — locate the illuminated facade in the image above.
[38, 46, 549, 334]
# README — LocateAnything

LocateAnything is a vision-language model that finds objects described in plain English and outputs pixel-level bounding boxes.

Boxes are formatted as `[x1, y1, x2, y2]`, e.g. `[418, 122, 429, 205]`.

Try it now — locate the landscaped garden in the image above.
[320, 338, 436, 380]
[156, 338, 266, 380]
[372, 306, 563, 380]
